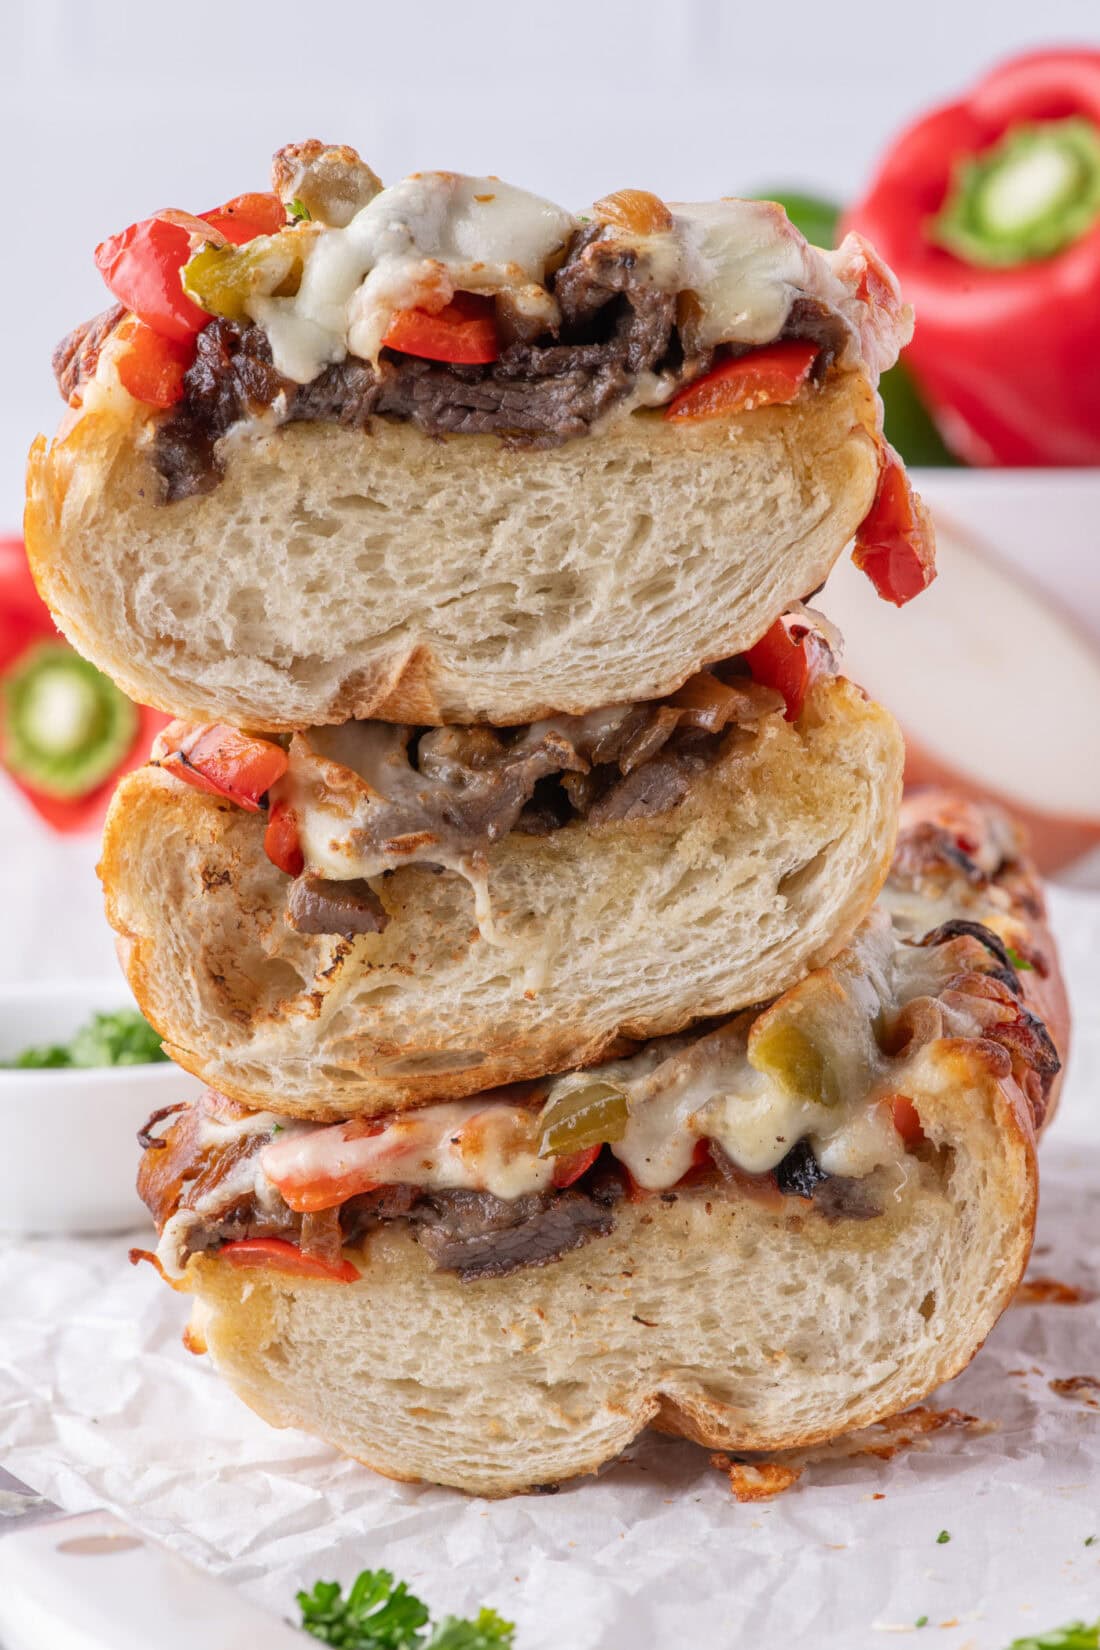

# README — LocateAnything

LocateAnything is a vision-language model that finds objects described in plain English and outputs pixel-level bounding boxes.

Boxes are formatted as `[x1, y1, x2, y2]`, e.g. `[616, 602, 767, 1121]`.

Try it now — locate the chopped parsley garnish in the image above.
[5, 1008, 167, 1069]
[289, 198, 312, 222]
[936, 1529, 951, 1544]
[297, 1569, 514, 1649]
[1085, 1534, 1097, 1546]
[1007, 946, 1035, 972]
[915, 1616, 929, 1628]
[1007, 1623, 1100, 1649]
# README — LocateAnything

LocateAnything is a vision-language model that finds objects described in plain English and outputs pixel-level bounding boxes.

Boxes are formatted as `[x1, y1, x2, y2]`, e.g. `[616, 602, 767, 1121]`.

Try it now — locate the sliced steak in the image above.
[287, 874, 389, 937]
[147, 220, 688, 497]
[53, 304, 125, 404]
[408, 1182, 621, 1281]
[182, 1194, 300, 1253]
[586, 738, 714, 826]
[774, 1139, 829, 1199]
[774, 1140, 881, 1220]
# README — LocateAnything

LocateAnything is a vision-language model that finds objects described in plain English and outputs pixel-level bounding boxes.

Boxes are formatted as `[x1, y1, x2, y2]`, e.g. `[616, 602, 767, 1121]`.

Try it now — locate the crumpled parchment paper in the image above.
[1, 886, 1098, 1650]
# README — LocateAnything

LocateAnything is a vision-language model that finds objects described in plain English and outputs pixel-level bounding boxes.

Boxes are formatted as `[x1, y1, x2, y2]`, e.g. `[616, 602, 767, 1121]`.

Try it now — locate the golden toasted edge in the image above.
[897, 787, 1069, 1134]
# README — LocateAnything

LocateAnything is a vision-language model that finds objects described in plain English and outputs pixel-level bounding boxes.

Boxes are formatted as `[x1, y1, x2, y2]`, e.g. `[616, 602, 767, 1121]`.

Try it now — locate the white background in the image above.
[2, 0, 1099, 522]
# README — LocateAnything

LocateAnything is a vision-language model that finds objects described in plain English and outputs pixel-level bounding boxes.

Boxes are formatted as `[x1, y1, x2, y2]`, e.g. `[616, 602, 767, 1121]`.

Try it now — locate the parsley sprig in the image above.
[297, 1569, 514, 1649]
[1007, 1623, 1100, 1650]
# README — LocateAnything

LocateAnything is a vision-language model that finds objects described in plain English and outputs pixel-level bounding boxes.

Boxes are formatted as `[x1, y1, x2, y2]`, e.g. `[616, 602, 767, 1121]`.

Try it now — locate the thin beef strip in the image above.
[291, 680, 780, 936]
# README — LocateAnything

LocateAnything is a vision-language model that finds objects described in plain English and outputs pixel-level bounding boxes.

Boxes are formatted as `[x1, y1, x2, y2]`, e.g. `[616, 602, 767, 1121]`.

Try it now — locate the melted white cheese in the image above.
[260, 1102, 554, 1206]
[232, 168, 909, 389]
[251, 172, 576, 381]
[671, 200, 835, 351]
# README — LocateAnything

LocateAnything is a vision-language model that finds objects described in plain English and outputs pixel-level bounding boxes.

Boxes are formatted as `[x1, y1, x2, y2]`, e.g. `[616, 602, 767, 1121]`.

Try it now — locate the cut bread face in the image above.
[102, 676, 903, 1118]
[146, 794, 1063, 1497]
[182, 1102, 1035, 1498]
[28, 369, 882, 729]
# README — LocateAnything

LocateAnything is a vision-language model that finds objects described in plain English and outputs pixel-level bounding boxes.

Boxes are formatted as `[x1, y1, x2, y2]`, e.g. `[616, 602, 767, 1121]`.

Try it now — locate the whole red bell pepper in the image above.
[0, 537, 166, 832]
[845, 49, 1100, 466]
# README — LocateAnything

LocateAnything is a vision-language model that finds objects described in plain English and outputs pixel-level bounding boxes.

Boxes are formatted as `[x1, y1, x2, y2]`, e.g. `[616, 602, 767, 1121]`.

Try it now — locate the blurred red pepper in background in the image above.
[0, 537, 166, 832]
[845, 49, 1100, 466]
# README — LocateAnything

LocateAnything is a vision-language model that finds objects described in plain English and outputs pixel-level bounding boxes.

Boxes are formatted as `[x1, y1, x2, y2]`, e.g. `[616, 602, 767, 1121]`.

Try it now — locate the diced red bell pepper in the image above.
[851, 444, 937, 606]
[156, 724, 288, 811]
[95, 194, 286, 347]
[201, 192, 287, 245]
[743, 616, 831, 721]
[115, 318, 191, 408]
[94, 215, 212, 344]
[220, 1237, 359, 1283]
[551, 1145, 602, 1189]
[664, 340, 819, 422]
[382, 292, 500, 364]
[890, 1095, 926, 1148]
[264, 799, 304, 876]
[264, 1116, 389, 1213]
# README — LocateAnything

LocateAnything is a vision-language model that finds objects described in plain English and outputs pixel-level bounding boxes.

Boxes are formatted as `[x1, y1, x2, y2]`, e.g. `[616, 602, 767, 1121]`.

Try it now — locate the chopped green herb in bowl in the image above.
[5, 1008, 167, 1069]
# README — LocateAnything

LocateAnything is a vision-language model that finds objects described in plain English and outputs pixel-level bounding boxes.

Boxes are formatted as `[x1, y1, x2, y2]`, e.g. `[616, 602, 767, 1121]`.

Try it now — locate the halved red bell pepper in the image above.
[220, 1237, 359, 1283]
[382, 292, 500, 364]
[0, 538, 168, 833]
[664, 340, 818, 422]
[851, 443, 937, 606]
[264, 799, 304, 876]
[156, 724, 288, 811]
[0, 536, 49, 668]
[844, 50, 1100, 465]
[743, 616, 831, 722]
